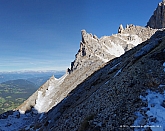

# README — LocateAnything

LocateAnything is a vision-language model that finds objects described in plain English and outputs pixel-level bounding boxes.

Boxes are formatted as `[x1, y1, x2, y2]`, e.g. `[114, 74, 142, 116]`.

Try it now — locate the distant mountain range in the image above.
[0, 70, 65, 84]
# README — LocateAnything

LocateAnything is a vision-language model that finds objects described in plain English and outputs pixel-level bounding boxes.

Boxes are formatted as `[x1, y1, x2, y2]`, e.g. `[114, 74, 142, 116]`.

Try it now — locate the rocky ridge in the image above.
[16, 25, 156, 114]
[69, 25, 156, 72]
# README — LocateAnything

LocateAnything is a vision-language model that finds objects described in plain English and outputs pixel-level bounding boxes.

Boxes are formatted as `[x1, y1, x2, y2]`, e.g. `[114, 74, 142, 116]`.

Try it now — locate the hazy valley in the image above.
[0, 71, 64, 114]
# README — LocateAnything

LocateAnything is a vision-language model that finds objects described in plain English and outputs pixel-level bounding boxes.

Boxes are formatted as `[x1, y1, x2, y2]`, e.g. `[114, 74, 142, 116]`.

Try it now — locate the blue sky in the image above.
[0, 0, 161, 71]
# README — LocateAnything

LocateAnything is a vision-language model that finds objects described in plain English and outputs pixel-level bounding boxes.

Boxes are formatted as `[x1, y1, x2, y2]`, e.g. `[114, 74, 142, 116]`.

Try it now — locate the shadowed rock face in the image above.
[147, 0, 165, 29]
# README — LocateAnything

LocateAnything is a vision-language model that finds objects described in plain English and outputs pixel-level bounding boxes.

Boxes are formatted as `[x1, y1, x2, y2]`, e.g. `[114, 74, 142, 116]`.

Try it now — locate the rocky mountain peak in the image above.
[81, 29, 98, 43]
[162, 0, 165, 4]
[68, 25, 157, 74]
[81, 29, 86, 43]
[147, 0, 165, 29]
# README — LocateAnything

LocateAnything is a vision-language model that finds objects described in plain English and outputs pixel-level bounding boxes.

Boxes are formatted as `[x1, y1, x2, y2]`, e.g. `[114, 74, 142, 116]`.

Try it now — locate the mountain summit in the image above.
[1, 1, 165, 131]
[147, 0, 165, 28]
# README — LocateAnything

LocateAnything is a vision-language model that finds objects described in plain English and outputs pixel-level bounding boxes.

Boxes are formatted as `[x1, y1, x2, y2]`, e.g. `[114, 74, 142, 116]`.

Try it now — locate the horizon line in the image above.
[0, 69, 66, 73]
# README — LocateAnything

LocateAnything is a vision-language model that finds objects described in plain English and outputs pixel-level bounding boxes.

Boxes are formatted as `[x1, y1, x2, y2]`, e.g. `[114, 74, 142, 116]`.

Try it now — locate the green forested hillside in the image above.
[0, 79, 38, 114]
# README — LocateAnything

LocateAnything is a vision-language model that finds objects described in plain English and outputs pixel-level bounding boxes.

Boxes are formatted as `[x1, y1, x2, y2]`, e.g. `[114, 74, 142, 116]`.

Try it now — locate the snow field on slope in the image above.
[134, 62, 165, 131]
[134, 90, 165, 131]
[34, 74, 67, 113]
[0, 111, 36, 131]
[115, 34, 142, 46]
[102, 40, 125, 57]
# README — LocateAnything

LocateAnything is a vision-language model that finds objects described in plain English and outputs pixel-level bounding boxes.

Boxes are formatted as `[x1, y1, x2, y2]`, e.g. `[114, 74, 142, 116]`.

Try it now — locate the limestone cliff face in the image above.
[69, 25, 157, 73]
[147, 0, 165, 29]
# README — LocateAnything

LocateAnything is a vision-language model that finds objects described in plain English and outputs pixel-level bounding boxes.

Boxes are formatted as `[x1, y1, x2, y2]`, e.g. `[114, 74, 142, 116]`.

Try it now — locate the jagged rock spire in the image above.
[118, 24, 124, 33]
[147, 1, 165, 29]
[81, 29, 88, 43]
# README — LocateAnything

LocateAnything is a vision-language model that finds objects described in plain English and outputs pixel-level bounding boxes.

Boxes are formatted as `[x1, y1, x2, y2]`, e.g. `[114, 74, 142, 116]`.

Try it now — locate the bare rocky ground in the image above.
[20, 29, 165, 131]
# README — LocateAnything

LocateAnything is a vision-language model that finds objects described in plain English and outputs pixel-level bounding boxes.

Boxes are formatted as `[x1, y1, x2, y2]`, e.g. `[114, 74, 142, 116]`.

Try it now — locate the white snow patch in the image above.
[118, 34, 142, 46]
[95, 54, 109, 62]
[113, 68, 122, 78]
[38, 113, 44, 120]
[103, 40, 125, 57]
[158, 84, 165, 88]
[34, 91, 45, 113]
[19, 109, 25, 114]
[134, 90, 165, 131]
[34, 73, 68, 113]
[0, 111, 36, 131]
[134, 112, 146, 131]
[110, 62, 121, 70]
[163, 62, 165, 67]
[105, 80, 109, 85]
[163, 62, 165, 72]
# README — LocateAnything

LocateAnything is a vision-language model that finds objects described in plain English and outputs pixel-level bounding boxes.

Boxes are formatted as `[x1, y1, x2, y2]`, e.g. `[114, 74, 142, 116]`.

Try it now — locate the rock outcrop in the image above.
[15, 25, 157, 115]
[147, 0, 165, 29]
[118, 24, 124, 33]
[69, 26, 156, 73]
